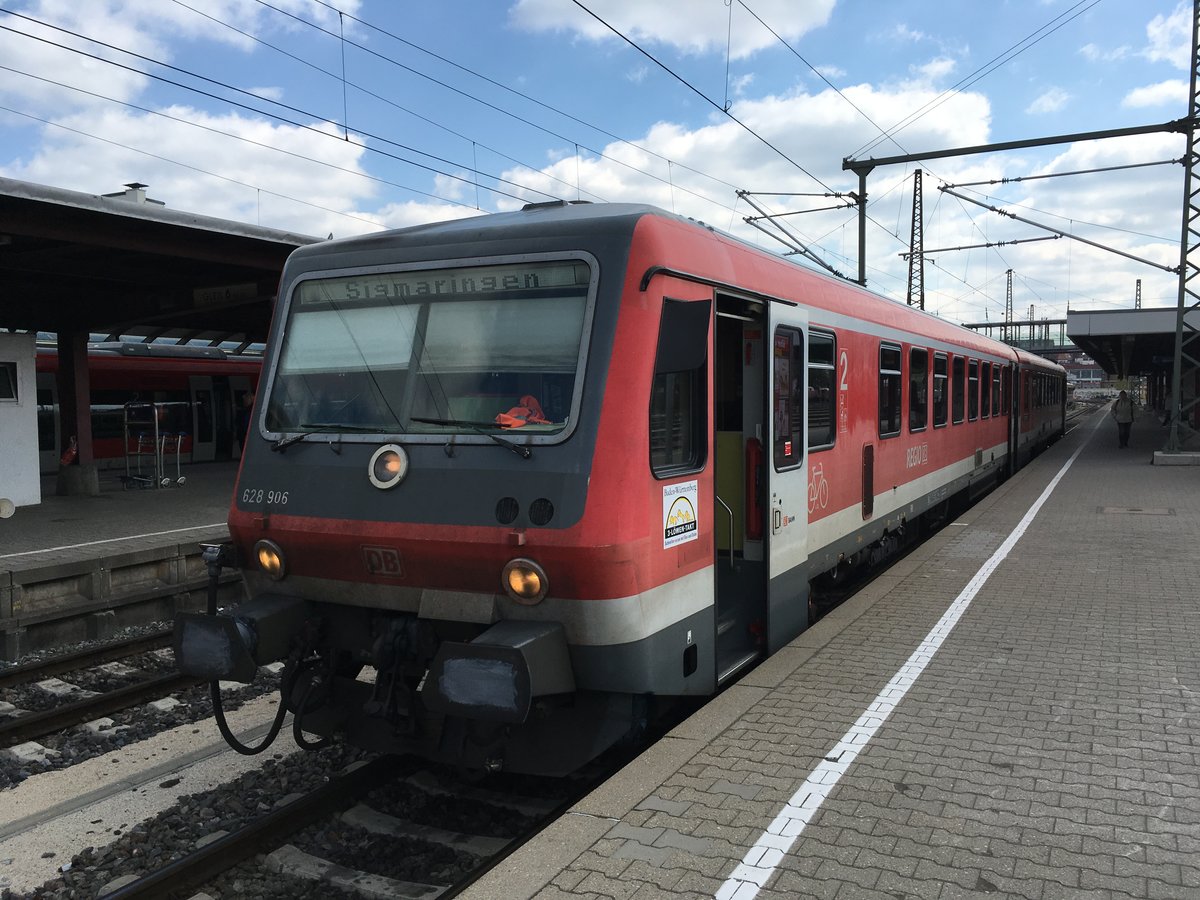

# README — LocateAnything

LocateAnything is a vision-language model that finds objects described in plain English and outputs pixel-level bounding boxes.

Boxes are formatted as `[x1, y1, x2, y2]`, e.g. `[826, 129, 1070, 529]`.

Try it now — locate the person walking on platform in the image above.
[1111, 389, 1135, 448]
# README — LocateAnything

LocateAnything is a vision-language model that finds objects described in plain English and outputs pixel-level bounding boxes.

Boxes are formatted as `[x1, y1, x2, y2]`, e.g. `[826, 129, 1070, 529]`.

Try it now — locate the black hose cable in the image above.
[203, 545, 287, 755]
[292, 669, 333, 751]
[212, 678, 289, 755]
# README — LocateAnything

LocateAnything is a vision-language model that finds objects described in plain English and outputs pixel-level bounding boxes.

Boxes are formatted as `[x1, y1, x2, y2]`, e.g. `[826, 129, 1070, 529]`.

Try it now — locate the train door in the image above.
[211, 375, 233, 459]
[189, 375, 216, 462]
[230, 375, 254, 456]
[35, 371, 59, 473]
[766, 301, 810, 653]
[713, 293, 769, 685]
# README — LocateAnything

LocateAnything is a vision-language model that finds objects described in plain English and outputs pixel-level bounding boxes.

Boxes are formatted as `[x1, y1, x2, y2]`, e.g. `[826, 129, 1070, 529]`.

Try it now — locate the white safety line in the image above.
[0, 523, 226, 560]
[716, 423, 1095, 900]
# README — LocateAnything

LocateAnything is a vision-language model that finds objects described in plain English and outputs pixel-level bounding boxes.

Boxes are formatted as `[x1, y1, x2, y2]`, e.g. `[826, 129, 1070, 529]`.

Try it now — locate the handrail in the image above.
[715, 495, 735, 570]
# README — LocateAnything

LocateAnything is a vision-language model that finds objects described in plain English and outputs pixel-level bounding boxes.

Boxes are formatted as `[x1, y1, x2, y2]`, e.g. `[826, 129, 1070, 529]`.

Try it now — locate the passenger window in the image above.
[933, 353, 948, 427]
[808, 331, 836, 451]
[968, 360, 979, 422]
[879, 343, 902, 438]
[909, 348, 928, 432]
[992, 365, 1002, 416]
[772, 327, 804, 469]
[981, 362, 991, 418]
[650, 298, 710, 477]
[952, 356, 965, 424]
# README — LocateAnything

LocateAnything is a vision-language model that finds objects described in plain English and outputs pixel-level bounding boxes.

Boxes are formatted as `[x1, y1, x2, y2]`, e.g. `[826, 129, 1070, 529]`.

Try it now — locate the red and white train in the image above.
[176, 202, 1064, 775]
[35, 343, 259, 472]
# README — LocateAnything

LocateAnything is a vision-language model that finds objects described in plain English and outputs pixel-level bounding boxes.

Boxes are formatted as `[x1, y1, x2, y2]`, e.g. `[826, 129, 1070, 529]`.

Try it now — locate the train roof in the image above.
[285, 201, 1064, 374]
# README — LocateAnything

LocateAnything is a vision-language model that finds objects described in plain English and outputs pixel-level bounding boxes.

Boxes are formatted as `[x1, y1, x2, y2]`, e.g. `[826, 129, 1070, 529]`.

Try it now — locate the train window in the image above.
[933, 353, 948, 427]
[980, 362, 991, 418]
[1022, 371, 1031, 415]
[908, 348, 928, 432]
[952, 356, 965, 424]
[271, 260, 591, 440]
[878, 343, 902, 439]
[650, 371, 704, 474]
[992, 365, 1002, 415]
[967, 360, 979, 421]
[808, 330, 836, 450]
[650, 298, 710, 476]
[773, 327, 804, 469]
[1001, 365, 1011, 414]
[0, 361, 15, 401]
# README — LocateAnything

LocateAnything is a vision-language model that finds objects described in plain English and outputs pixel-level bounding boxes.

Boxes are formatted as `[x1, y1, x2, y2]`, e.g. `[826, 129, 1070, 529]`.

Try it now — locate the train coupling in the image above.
[174, 593, 310, 683]
[421, 620, 575, 724]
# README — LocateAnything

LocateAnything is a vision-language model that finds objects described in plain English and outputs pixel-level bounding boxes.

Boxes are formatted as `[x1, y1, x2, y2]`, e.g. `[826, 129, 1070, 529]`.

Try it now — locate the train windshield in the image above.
[265, 259, 591, 439]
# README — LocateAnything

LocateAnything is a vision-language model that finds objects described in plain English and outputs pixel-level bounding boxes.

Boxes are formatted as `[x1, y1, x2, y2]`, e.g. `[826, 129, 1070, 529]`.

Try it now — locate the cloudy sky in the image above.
[0, 0, 1193, 324]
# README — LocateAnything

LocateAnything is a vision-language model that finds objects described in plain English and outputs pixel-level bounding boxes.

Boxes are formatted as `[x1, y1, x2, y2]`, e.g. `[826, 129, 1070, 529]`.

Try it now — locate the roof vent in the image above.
[101, 183, 165, 206]
[521, 199, 592, 211]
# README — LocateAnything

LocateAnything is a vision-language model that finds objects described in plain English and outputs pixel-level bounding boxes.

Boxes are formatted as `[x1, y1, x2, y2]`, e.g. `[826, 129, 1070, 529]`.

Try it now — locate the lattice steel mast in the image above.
[1167, 0, 1200, 452]
[906, 170, 925, 309]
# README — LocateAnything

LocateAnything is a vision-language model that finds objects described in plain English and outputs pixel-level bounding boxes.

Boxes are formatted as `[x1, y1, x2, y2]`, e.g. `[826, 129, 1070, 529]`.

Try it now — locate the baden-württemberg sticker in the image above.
[663, 480, 699, 548]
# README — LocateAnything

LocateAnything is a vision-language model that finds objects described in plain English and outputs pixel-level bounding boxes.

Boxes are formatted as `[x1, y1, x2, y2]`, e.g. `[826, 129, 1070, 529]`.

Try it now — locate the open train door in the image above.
[765, 300, 810, 653]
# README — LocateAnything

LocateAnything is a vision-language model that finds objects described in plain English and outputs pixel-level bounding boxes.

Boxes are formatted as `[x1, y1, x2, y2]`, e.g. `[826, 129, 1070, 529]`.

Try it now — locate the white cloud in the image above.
[1079, 42, 1130, 63]
[1144, 2, 1191, 69]
[1, 105, 380, 238]
[890, 24, 927, 43]
[508, 0, 835, 60]
[910, 57, 956, 86]
[1026, 87, 1070, 115]
[491, 80, 994, 299]
[344, 200, 482, 236]
[731, 73, 755, 97]
[1123, 79, 1189, 108]
[0, 0, 362, 116]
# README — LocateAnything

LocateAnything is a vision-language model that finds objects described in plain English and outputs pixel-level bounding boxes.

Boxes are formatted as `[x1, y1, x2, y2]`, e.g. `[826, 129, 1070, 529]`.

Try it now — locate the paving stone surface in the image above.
[465, 412, 1200, 899]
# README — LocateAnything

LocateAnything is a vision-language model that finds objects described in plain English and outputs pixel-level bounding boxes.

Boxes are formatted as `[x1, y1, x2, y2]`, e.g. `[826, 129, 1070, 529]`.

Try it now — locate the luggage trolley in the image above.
[161, 432, 188, 486]
[122, 402, 162, 489]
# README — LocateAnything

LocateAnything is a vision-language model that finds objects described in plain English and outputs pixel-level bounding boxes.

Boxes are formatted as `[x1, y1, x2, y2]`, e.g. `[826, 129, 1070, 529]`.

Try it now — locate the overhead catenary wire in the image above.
[247, 0, 747, 217]
[167, 0, 605, 204]
[852, 0, 1105, 159]
[0, 14, 562, 207]
[568, 0, 837, 194]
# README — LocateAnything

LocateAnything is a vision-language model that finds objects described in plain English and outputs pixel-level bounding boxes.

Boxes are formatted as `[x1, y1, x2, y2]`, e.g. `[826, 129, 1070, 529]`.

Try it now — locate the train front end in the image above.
[174, 207, 674, 775]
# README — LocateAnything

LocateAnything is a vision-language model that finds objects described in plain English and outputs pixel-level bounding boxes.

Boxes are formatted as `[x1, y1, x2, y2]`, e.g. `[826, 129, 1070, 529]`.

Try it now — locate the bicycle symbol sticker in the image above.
[808, 462, 830, 514]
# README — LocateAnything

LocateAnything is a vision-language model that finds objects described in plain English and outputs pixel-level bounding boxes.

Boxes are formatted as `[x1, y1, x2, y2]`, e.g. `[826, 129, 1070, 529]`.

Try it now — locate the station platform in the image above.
[0, 463, 239, 659]
[465, 411, 1200, 900]
[0, 463, 238, 567]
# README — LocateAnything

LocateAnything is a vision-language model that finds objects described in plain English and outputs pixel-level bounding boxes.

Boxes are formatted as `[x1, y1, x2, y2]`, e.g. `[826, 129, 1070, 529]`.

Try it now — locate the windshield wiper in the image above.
[410, 416, 532, 459]
[270, 423, 387, 452]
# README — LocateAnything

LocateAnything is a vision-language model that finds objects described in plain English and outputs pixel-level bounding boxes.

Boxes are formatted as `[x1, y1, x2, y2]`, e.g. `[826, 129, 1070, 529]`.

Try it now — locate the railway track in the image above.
[0, 670, 200, 749]
[0, 628, 173, 690]
[10, 737, 604, 900]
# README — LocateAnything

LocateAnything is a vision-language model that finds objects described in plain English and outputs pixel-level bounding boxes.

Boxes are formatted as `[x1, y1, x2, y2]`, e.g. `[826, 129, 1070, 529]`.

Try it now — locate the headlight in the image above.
[502, 558, 548, 605]
[254, 539, 286, 580]
[368, 444, 409, 489]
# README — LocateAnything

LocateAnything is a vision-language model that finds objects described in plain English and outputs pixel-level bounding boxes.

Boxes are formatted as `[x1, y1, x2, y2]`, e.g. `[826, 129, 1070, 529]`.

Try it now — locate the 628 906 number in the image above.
[241, 488, 289, 506]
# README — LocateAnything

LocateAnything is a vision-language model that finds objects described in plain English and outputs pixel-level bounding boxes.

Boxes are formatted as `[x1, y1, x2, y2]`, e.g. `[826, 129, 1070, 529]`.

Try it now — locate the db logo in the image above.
[362, 546, 404, 578]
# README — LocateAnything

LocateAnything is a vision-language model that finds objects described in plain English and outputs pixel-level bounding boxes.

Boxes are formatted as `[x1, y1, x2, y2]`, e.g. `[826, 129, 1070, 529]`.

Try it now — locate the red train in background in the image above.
[175, 202, 1065, 775]
[35, 342, 259, 473]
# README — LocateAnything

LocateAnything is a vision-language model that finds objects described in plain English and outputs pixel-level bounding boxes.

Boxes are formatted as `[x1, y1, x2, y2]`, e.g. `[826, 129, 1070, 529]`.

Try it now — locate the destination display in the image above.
[297, 260, 590, 305]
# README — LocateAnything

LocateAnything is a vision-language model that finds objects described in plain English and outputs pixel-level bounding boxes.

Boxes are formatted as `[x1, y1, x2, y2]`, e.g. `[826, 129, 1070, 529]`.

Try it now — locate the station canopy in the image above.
[0, 177, 320, 350]
[1066, 307, 1200, 380]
